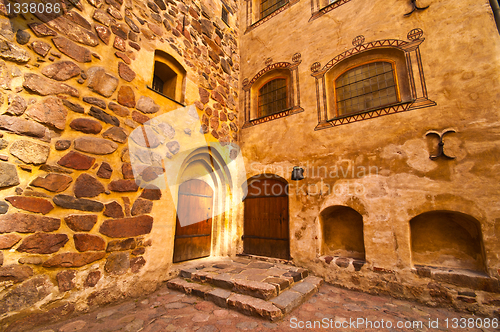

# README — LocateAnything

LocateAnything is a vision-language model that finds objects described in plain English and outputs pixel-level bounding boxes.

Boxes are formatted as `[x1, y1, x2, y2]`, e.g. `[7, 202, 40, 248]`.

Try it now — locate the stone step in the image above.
[179, 265, 309, 299]
[166, 275, 323, 321]
[271, 276, 323, 314]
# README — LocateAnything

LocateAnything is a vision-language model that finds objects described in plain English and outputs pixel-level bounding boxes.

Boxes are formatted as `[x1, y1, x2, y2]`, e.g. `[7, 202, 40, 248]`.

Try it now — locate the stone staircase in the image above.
[166, 257, 323, 321]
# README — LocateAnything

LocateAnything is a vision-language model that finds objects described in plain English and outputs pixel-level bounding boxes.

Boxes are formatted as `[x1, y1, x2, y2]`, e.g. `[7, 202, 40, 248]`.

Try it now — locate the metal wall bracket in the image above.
[404, 0, 429, 17]
[426, 129, 456, 160]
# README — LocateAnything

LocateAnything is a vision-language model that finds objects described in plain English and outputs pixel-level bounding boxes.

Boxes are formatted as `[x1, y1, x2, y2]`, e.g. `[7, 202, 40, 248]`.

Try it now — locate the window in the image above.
[312, 31, 435, 129]
[258, 78, 287, 117]
[261, 0, 287, 18]
[152, 62, 177, 99]
[335, 62, 398, 117]
[222, 6, 229, 25]
[245, 0, 299, 33]
[242, 54, 304, 128]
[151, 50, 186, 104]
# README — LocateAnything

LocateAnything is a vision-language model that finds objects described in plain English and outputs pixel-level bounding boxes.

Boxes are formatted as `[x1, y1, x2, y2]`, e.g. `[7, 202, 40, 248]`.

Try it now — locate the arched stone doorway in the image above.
[171, 146, 236, 262]
[243, 175, 290, 259]
[410, 210, 485, 272]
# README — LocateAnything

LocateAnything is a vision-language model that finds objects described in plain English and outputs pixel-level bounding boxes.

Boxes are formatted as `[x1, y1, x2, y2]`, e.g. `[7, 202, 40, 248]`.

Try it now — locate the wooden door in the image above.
[173, 179, 213, 263]
[244, 178, 289, 259]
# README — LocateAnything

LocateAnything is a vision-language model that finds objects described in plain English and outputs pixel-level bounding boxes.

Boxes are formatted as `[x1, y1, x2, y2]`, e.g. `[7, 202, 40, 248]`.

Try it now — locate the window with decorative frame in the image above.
[242, 54, 304, 128]
[311, 30, 436, 130]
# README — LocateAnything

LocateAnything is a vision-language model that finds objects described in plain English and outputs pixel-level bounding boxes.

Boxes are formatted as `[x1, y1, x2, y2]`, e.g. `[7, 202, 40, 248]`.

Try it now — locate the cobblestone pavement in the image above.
[31, 282, 496, 332]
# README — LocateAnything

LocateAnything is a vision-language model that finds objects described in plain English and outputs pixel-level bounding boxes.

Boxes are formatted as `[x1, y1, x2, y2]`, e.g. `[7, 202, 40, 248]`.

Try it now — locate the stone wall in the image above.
[0, 0, 239, 329]
[238, 0, 500, 316]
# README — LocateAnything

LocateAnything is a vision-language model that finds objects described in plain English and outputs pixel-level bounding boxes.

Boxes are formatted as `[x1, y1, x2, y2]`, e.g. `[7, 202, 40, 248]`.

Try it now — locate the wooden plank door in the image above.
[173, 179, 213, 263]
[244, 178, 290, 259]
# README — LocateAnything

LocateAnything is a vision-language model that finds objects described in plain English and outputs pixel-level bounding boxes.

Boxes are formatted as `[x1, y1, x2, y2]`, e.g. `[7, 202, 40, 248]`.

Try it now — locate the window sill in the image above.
[146, 85, 185, 107]
[315, 101, 415, 130]
[242, 106, 303, 128]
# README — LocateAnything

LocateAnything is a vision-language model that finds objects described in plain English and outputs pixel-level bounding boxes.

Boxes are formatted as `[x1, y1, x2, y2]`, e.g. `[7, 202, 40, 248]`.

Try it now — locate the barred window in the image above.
[335, 61, 398, 117]
[152, 75, 164, 94]
[258, 78, 287, 117]
[261, 0, 287, 18]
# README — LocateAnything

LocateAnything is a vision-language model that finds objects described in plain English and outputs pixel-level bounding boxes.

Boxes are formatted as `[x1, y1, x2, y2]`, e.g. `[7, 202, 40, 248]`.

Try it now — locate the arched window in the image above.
[311, 32, 436, 130]
[151, 51, 186, 104]
[258, 78, 287, 117]
[242, 55, 303, 127]
[335, 61, 398, 117]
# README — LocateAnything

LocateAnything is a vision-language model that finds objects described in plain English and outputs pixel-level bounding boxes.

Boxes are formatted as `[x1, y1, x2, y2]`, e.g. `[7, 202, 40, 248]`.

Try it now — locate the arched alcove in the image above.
[320, 205, 365, 260]
[410, 211, 485, 271]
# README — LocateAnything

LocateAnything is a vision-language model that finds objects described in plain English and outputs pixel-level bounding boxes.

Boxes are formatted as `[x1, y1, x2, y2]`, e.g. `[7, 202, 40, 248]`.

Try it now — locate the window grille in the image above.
[261, 0, 287, 18]
[335, 62, 398, 117]
[258, 78, 287, 117]
[152, 75, 164, 94]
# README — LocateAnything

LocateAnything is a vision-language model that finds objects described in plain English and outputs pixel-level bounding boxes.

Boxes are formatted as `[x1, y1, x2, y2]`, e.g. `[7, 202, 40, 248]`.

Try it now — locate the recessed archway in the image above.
[320, 205, 365, 260]
[172, 147, 234, 261]
[410, 210, 485, 272]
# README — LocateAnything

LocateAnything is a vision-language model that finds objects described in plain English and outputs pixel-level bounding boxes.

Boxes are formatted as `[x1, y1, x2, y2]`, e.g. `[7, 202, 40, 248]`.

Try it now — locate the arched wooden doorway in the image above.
[243, 176, 290, 259]
[173, 179, 213, 262]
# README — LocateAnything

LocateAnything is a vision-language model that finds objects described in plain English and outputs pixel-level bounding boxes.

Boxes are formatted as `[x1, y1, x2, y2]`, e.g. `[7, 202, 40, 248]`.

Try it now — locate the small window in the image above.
[222, 6, 229, 25]
[151, 50, 186, 104]
[261, 0, 287, 18]
[335, 62, 398, 117]
[258, 78, 287, 117]
[153, 62, 178, 100]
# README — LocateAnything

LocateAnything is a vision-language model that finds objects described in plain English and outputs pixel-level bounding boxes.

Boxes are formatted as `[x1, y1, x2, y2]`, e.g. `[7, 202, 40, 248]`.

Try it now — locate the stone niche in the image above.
[410, 211, 485, 272]
[320, 206, 365, 260]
